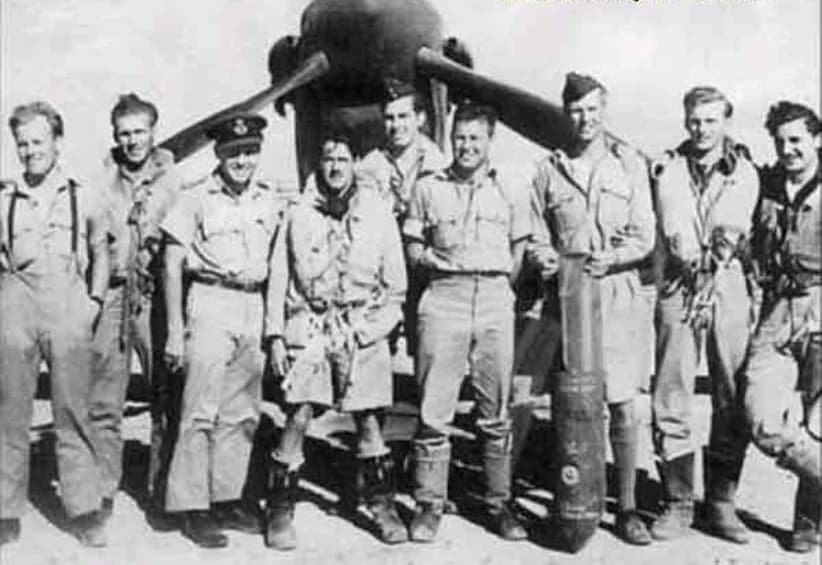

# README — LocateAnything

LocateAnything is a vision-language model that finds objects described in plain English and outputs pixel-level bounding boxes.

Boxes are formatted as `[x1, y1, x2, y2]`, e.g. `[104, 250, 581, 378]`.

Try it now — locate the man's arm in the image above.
[265, 214, 291, 377]
[163, 241, 186, 371]
[88, 196, 110, 305]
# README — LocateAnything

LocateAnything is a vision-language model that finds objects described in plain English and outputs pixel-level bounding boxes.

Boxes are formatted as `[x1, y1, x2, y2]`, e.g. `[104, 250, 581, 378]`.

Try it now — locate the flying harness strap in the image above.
[6, 179, 78, 273]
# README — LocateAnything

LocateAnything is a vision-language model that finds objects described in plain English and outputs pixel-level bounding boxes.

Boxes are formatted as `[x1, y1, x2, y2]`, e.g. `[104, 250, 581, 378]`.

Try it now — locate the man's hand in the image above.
[164, 334, 185, 374]
[584, 249, 617, 278]
[269, 336, 291, 379]
[527, 243, 560, 280]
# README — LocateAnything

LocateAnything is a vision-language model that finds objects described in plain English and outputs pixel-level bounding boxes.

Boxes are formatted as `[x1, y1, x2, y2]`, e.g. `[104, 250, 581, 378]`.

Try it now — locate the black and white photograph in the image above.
[0, 0, 820, 563]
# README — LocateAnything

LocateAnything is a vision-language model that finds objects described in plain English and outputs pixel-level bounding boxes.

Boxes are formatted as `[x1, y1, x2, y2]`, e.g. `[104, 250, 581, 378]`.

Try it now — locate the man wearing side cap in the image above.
[528, 73, 656, 545]
[651, 86, 760, 543]
[264, 128, 408, 550]
[357, 79, 448, 358]
[161, 113, 284, 548]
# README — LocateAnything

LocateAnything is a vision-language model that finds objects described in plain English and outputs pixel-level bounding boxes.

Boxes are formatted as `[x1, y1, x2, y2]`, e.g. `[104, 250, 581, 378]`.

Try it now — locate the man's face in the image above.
[451, 118, 492, 174]
[773, 118, 820, 176]
[113, 111, 154, 166]
[685, 101, 729, 153]
[319, 141, 354, 193]
[565, 89, 606, 143]
[217, 145, 260, 185]
[383, 95, 424, 152]
[13, 115, 60, 179]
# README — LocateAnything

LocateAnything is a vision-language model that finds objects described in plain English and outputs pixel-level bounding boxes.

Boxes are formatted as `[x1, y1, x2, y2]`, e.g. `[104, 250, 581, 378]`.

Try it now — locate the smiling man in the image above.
[0, 101, 109, 547]
[652, 86, 760, 543]
[402, 102, 530, 543]
[89, 93, 181, 528]
[746, 101, 821, 553]
[160, 113, 283, 548]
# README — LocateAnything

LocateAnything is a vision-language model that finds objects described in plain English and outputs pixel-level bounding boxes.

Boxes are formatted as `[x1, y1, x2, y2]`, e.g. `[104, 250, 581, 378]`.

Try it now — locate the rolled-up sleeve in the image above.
[402, 180, 427, 242]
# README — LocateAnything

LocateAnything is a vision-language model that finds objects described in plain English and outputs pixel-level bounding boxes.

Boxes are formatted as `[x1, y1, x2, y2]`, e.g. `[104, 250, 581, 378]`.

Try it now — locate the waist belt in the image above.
[306, 297, 369, 313]
[109, 275, 127, 288]
[190, 272, 264, 293]
[429, 270, 508, 280]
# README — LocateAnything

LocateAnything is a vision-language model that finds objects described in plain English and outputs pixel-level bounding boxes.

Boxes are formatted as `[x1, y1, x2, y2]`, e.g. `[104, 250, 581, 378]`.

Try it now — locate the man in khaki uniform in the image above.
[652, 87, 760, 543]
[162, 113, 282, 548]
[528, 73, 657, 545]
[265, 129, 407, 550]
[747, 101, 821, 553]
[0, 101, 109, 547]
[89, 93, 181, 524]
[357, 79, 448, 221]
[403, 103, 530, 543]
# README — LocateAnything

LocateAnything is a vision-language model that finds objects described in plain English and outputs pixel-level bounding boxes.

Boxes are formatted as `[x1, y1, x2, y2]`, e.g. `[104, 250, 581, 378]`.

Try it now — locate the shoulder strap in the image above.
[7, 190, 20, 253]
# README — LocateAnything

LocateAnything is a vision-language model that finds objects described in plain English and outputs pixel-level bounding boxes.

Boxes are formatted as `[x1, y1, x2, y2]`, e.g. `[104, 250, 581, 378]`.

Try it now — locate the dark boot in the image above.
[610, 401, 651, 545]
[71, 510, 108, 548]
[180, 510, 228, 549]
[409, 438, 450, 543]
[788, 477, 821, 553]
[264, 460, 299, 551]
[482, 428, 526, 541]
[651, 453, 695, 541]
[214, 500, 261, 534]
[703, 451, 749, 544]
[0, 518, 21, 546]
[360, 454, 408, 544]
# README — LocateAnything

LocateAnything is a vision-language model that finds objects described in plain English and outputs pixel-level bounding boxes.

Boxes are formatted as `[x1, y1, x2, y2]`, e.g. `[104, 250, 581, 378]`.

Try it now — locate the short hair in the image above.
[764, 101, 821, 137]
[110, 93, 158, 127]
[8, 101, 64, 137]
[452, 102, 498, 134]
[683, 86, 733, 118]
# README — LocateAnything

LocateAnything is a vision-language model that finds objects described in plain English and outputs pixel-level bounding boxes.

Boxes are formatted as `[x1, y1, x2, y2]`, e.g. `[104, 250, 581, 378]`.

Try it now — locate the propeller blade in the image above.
[160, 50, 330, 161]
[416, 47, 573, 150]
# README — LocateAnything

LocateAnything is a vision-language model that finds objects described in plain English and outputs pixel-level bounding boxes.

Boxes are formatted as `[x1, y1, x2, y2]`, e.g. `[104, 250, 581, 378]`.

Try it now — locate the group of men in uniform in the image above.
[0, 70, 818, 556]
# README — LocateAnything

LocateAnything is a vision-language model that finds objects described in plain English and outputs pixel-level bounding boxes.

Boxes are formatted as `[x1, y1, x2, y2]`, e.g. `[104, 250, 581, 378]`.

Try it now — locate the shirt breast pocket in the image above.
[202, 207, 239, 241]
[476, 209, 509, 247]
[599, 183, 631, 223]
[429, 215, 461, 250]
[549, 191, 587, 239]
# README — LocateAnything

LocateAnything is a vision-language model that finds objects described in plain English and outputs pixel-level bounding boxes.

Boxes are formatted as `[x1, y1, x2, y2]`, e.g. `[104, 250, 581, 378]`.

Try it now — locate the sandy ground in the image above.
[1, 385, 819, 565]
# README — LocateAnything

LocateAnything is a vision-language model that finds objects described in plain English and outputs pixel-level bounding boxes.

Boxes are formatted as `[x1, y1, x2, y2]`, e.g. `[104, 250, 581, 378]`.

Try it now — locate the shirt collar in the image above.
[106, 146, 173, 186]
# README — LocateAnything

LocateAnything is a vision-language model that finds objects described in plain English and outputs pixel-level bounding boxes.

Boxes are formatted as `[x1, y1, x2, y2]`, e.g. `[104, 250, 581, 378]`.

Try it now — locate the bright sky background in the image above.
[1, 0, 819, 187]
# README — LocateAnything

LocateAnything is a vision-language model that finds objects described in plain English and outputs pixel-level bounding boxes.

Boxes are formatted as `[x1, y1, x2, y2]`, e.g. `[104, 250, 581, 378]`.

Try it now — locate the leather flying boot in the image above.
[409, 437, 451, 543]
[264, 460, 299, 550]
[0, 518, 21, 546]
[702, 450, 749, 544]
[180, 510, 228, 548]
[359, 454, 408, 544]
[787, 477, 821, 553]
[214, 500, 261, 534]
[651, 453, 695, 541]
[616, 510, 652, 546]
[71, 510, 108, 548]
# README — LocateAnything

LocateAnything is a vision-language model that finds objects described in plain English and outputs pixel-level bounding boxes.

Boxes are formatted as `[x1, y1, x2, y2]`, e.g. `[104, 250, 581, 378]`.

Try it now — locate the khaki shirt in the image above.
[266, 184, 406, 346]
[98, 147, 181, 278]
[655, 139, 759, 280]
[403, 166, 531, 274]
[0, 165, 107, 278]
[358, 134, 448, 217]
[530, 137, 656, 267]
[160, 172, 283, 284]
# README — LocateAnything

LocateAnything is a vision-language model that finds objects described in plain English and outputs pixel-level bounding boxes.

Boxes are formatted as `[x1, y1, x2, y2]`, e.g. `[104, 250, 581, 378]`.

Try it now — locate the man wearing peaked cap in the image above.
[206, 113, 267, 154]
[160, 111, 285, 548]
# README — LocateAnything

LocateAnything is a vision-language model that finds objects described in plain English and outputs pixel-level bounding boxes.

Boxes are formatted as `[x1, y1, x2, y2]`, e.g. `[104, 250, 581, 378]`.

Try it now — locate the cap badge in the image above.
[233, 118, 248, 136]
